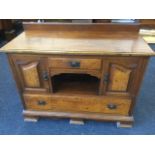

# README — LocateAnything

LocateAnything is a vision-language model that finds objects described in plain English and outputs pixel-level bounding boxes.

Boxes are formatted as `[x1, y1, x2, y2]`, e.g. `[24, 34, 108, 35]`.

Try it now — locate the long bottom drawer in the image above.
[23, 94, 131, 115]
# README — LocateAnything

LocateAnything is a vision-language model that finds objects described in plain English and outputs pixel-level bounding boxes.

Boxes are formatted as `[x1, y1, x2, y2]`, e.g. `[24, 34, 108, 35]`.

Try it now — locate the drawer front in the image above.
[24, 94, 131, 115]
[48, 58, 101, 70]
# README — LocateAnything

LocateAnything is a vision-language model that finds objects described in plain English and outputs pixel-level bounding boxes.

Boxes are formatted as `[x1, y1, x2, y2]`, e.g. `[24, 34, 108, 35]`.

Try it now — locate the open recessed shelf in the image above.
[51, 73, 100, 95]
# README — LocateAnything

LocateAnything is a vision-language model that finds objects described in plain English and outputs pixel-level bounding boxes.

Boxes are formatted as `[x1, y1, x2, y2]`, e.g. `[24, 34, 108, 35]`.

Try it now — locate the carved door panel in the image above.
[12, 55, 49, 93]
[103, 57, 140, 96]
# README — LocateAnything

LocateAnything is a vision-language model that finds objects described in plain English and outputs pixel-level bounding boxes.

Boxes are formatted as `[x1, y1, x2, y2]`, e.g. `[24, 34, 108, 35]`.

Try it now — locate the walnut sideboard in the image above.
[1, 23, 154, 128]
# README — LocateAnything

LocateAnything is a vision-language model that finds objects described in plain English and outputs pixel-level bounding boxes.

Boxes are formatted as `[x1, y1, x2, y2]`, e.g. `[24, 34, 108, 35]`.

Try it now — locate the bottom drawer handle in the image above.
[38, 100, 46, 105]
[107, 103, 117, 110]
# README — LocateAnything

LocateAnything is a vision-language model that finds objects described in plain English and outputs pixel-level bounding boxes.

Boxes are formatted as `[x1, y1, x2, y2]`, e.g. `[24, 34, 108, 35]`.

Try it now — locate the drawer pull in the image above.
[42, 71, 49, 81]
[69, 61, 80, 68]
[37, 100, 46, 105]
[107, 103, 117, 110]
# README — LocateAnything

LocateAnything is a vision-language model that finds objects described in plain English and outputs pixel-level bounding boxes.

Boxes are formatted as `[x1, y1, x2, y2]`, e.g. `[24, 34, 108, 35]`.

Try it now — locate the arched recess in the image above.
[50, 72, 100, 95]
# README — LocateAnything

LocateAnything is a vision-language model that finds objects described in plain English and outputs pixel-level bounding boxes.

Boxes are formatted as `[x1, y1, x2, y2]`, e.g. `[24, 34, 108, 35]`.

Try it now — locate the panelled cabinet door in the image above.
[21, 61, 41, 88]
[12, 55, 49, 93]
[103, 57, 140, 96]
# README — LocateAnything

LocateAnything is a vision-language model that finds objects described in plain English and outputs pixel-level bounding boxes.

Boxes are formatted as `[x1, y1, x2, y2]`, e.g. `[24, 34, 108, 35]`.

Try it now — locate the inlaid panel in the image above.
[108, 64, 131, 92]
[21, 62, 40, 88]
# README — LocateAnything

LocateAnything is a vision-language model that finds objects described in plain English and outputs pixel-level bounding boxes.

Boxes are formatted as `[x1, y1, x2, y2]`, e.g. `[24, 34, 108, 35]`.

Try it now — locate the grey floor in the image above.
[0, 44, 155, 134]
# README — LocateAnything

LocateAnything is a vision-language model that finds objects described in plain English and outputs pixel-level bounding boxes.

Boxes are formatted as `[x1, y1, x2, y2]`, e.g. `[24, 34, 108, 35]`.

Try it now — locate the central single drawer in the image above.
[24, 94, 131, 115]
[48, 57, 102, 70]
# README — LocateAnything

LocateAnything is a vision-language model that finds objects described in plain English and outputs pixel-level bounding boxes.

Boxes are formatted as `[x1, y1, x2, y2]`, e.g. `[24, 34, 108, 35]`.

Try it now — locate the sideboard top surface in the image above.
[1, 23, 154, 56]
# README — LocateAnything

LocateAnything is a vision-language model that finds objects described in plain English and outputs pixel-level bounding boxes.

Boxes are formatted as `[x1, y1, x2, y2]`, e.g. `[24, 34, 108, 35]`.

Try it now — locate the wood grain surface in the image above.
[0, 23, 154, 56]
[24, 93, 131, 115]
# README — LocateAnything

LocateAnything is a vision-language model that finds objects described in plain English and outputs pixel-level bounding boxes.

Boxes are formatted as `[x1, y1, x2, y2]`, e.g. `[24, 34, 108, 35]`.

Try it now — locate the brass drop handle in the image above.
[107, 103, 117, 110]
[69, 61, 80, 68]
[42, 71, 49, 81]
[38, 100, 46, 105]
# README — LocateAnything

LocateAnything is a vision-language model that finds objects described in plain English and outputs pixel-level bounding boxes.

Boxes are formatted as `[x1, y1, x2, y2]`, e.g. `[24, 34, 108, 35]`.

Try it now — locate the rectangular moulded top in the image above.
[0, 22, 154, 56]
